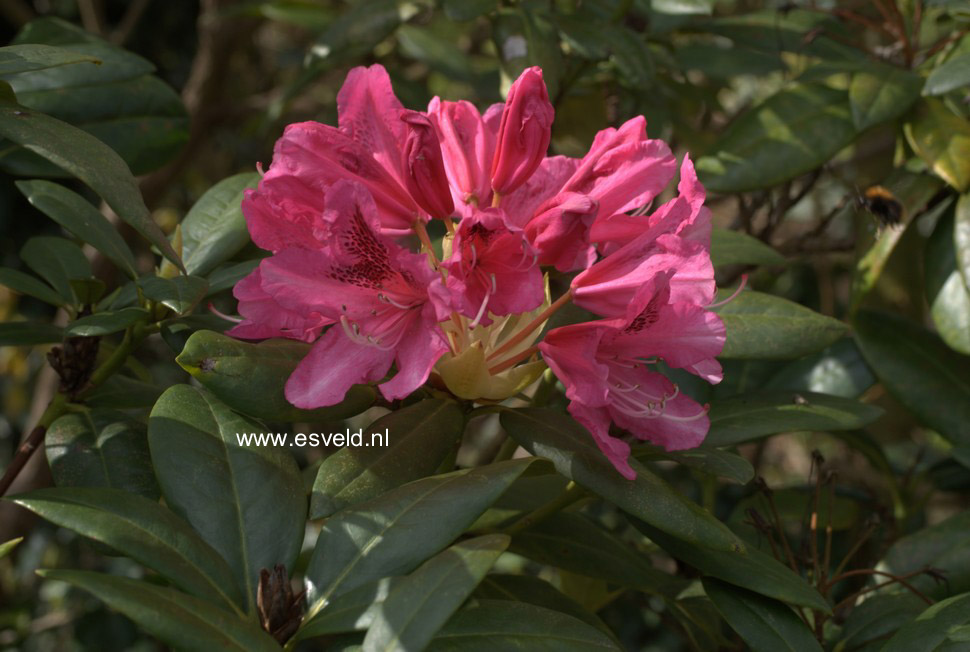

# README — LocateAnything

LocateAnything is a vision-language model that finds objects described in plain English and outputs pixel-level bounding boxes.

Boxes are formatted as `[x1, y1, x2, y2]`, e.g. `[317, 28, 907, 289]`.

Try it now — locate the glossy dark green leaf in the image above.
[311, 399, 464, 518]
[883, 593, 970, 652]
[710, 229, 787, 267]
[443, 0, 497, 21]
[0, 102, 182, 270]
[294, 577, 400, 640]
[180, 172, 259, 276]
[363, 534, 509, 652]
[924, 52, 970, 96]
[705, 390, 883, 447]
[45, 410, 157, 498]
[631, 518, 830, 612]
[765, 339, 876, 398]
[254, 1, 334, 30]
[881, 511, 970, 599]
[65, 307, 147, 337]
[16, 180, 137, 278]
[926, 208, 970, 353]
[713, 291, 848, 360]
[905, 99, 970, 192]
[20, 236, 91, 303]
[0, 43, 100, 77]
[426, 600, 620, 651]
[138, 276, 208, 314]
[840, 593, 924, 650]
[0, 321, 63, 345]
[176, 330, 375, 422]
[704, 578, 821, 652]
[303, 460, 531, 616]
[69, 278, 105, 305]
[12, 488, 243, 610]
[956, 193, 970, 291]
[205, 259, 260, 296]
[148, 384, 306, 613]
[696, 84, 856, 193]
[84, 375, 164, 410]
[493, 8, 562, 99]
[697, 9, 859, 61]
[37, 570, 277, 652]
[849, 62, 922, 131]
[673, 43, 783, 78]
[635, 445, 755, 484]
[0, 537, 21, 558]
[500, 408, 743, 552]
[0, 267, 65, 306]
[854, 310, 970, 446]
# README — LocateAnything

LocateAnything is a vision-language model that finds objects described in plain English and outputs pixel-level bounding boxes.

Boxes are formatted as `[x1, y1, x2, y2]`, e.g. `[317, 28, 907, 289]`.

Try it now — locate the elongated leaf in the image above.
[84, 375, 163, 410]
[38, 570, 277, 652]
[12, 488, 243, 610]
[148, 385, 306, 612]
[881, 511, 970, 599]
[16, 180, 137, 278]
[713, 291, 848, 360]
[427, 600, 620, 651]
[631, 518, 830, 612]
[295, 577, 400, 640]
[311, 399, 464, 518]
[696, 84, 856, 193]
[0, 267, 65, 306]
[303, 460, 531, 615]
[840, 593, 924, 650]
[45, 410, 157, 498]
[20, 236, 91, 303]
[905, 99, 970, 192]
[704, 391, 884, 447]
[849, 62, 922, 130]
[924, 52, 970, 96]
[65, 307, 147, 337]
[0, 102, 182, 270]
[0, 43, 99, 77]
[635, 445, 754, 484]
[500, 408, 743, 552]
[443, 0, 497, 21]
[854, 310, 970, 446]
[927, 208, 970, 353]
[0, 321, 63, 345]
[0, 537, 22, 558]
[363, 534, 509, 652]
[138, 275, 208, 315]
[765, 338, 875, 398]
[493, 8, 562, 99]
[308, 0, 401, 64]
[883, 593, 970, 652]
[957, 193, 970, 291]
[710, 229, 787, 267]
[704, 578, 822, 652]
[180, 173, 259, 275]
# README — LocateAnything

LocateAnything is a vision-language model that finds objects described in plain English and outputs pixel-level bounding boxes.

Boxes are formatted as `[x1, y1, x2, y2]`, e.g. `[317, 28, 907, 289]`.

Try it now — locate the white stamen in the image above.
[706, 274, 748, 309]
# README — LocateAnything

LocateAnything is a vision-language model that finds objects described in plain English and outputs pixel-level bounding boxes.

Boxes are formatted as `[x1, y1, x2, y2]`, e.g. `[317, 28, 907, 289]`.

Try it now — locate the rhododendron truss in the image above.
[229, 64, 728, 478]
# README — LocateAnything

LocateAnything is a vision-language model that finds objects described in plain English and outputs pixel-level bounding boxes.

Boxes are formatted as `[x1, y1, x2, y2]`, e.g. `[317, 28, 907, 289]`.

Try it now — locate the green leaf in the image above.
[881, 511, 970, 600]
[848, 62, 922, 131]
[765, 339, 876, 398]
[12, 488, 243, 611]
[710, 229, 787, 267]
[303, 460, 531, 615]
[703, 578, 822, 652]
[148, 385, 306, 613]
[883, 593, 970, 652]
[493, 8, 562, 99]
[84, 375, 163, 410]
[180, 172, 259, 276]
[840, 593, 924, 650]
[311, 399, 464, 519]
[16, 180, 137, 279]
[138, 275, 208, 314]
[500, 408, 743, 552]
[20, 236, 92, 303]
[0, 321, 63, 345]
[630, 519, 830, 612]
[610, 26, 654, 90]
[65, 307, 147, 337]
[443, 0, 497, 21]
[905, 98, 970, 192]
[427, 600, 620, 651]
[924, 52, 970, 96]
[0, 102, 183, 270]
[0, 43, 100, 77]
[673, 43, 783, 79]
[0, 267, 65, 306]
[0, 537, 22, 558]
[713, 291, 848, 360]
[704, 390, 884, 447]
[176, 330, 375, 422]
[45, 410, 158, 499]
[854, 310, 970, 446]
[696, 84, 857, 193]
[362, 534, 510, 652]
[698, 10, 860, 61]
[634, 445, 755, 484]
[956, 193, 970, 292]
[205, 259, 260, 296]
[307, 0, 401, 65]
[926, 207, 970, 354]
[652, 0, 714, 15]
[37, 570, 277, 652]
[294, 577, 400, 640]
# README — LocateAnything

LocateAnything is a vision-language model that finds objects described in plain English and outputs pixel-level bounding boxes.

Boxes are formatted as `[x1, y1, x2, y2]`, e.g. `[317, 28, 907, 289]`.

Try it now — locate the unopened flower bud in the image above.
[400, 109, 454, 219]
[490, 67, 554, 196]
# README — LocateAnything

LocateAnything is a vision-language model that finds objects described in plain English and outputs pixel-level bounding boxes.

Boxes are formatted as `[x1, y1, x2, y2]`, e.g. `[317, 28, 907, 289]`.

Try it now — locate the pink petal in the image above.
[538, 323, 611, 407]
[379, 316, 450, 400]
[569, 402, 636, 480]
[228, 266, 330, 342]
[502, 155, 579, 228]
[428, 98, 495, 215]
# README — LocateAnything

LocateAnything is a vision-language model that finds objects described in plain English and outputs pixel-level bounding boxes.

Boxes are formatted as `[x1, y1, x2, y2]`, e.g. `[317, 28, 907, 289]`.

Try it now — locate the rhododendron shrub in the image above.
[231, 64, 726, 477]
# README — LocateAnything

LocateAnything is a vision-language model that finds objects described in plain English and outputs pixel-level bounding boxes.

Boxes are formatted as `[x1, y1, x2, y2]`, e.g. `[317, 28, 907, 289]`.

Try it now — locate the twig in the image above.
[0, 394, 67, 498]
[830, 569, 934, 610]
[77, 0, 106, 36]
[111, 0, 151, 45]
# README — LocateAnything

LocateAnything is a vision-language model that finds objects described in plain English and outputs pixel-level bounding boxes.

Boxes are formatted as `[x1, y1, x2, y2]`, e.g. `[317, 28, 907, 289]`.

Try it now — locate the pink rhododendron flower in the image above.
[490, 67, 555, 196]
[400, 109, 455, 220]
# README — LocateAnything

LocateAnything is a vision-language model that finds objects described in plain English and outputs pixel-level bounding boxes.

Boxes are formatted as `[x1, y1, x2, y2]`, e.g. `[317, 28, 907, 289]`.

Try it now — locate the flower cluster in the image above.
[230, 64, 726, 478]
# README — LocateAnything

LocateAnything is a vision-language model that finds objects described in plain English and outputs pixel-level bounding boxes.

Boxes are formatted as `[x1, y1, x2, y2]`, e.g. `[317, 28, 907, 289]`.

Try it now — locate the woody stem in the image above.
[486, 290, 573, 362]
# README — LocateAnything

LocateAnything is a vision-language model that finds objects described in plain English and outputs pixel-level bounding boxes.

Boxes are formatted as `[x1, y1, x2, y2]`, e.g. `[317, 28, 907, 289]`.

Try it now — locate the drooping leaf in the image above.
[45, 410, 157, 498]
[16, 180, 137, 279]
[848, 62, 922, 131]
[12, 488, 243, 610]
[904, 98, 970, 192]
[703, 578, 822, 652]
[311, 399, 464, 518]
[362, 534, 510, 652]
[20, 236, 92, 304]
[924, 52, 970, 96]
[148, 384, 306, 613]
[37, 570, 277, 652]
[0, 321, 63, 345]
[765, 338, 876, 398]
[500, 408, 743, 552]
[880, 510, 970, 599]
[0, 267, 66, 306]
[713, 291, 848, 360]
[138, 276, 208, 315]
[710, 229, 787, 267]
[0, 43, 99, 77]
[926, 208, 970, 354]
[704, 390, 883, 447]
[854, 310, 970, 446]
[65, 307, 147, 337]
[883, 593, 970, 652]
[180, 172, 260, 276]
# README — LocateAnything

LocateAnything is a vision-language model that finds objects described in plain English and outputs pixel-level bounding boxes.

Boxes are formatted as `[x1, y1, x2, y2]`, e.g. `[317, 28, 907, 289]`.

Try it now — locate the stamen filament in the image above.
[486, 289, 574, 362]
[707, 274, 748, 309]
[412, 219, 440, 267]
[488, 345, 540, 375]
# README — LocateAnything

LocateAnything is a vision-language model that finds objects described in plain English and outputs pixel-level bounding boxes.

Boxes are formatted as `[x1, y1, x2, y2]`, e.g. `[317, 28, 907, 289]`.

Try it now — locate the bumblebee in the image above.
[859, 185, 903, 227]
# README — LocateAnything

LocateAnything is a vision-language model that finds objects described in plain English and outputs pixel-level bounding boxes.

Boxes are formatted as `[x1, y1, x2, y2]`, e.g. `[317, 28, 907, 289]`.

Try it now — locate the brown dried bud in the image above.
[256, 564, 304, 644]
